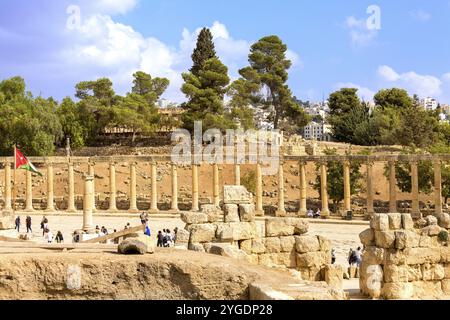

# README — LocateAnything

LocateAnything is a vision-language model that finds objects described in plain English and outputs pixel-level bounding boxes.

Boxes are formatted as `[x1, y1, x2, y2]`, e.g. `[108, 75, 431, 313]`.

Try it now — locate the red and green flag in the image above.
[15, 147, 42, 176]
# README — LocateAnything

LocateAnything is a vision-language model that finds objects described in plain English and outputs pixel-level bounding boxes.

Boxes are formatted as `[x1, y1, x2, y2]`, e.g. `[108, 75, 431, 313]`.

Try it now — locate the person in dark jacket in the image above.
[15, 216, 20, 232]
[55, 231, 64, 243]
[26, 216, 32, 233]
[157, 231, 164, 247]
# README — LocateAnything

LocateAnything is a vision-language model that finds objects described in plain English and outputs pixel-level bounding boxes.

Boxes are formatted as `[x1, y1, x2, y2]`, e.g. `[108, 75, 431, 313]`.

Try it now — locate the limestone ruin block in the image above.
[0, 215, 14, 230]
[387, 213, 402, 230]
[374, 230, 396, 249]
[381, 282, 414, 299]
[238, 204, 256, 222]
[442, 279, 450, 295]
[279, 236, 296, 253]
[118, 239, 147, 255]
[295, 235, 320, 254]
[394, 230, 420, 250]
[425, 215, 438, 226]
[324, 264, 344, 290]
[189, 224, 217, 243]
[421, 263, 445, 281]
[223, 185, 253, 204]
[258, 252, 297, 268]
[411, 281, 443, 298]
[441, 246, 450, 263]
[370, 214, 389, 231]
[215, 222, 257, 242]
[265, 217, 309, 237]
[296, 251, 329, 268]
[404, 247, 441, 265]
[205, 243, 249, 261]
[359, 229, 375, 246]
[383, 264, 409, 283]
[401, 214, 414, 230]
[421, 225, 443, 236]
[188, 242, 206, 252]
[224, 204, 240, 223]
[264, 237, 282, 253]
[317, 236, 332, 253]
[407, 265, 423, 282]
[438, 213, 450, 229]
[176, 229, 190, 244]
[180, 212, 208, 225]
[200, 205, 223, 223]
[362, 246, 385, 265]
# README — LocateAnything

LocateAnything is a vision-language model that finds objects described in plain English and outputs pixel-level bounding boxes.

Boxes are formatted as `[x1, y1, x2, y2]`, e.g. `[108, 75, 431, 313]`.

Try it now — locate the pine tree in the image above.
[190, 28, 216, 76]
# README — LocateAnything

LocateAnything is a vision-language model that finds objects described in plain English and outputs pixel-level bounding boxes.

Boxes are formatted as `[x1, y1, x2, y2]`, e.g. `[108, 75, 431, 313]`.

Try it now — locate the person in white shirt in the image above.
[44, 229, 54, 243]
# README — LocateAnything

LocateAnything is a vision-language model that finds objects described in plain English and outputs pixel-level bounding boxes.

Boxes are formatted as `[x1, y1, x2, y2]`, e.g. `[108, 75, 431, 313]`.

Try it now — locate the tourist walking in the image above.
[41, 216, 48, 236]
[173, 227, 178, 243]
[144, 223, 151, 237]
[26, 216, 32, 233]
[44, 229, 53, 243]
[331, 249, 336, 264]
[157, 231, 164, 247]
[140, 212, 148, 225]
[15, 216, 20, 232]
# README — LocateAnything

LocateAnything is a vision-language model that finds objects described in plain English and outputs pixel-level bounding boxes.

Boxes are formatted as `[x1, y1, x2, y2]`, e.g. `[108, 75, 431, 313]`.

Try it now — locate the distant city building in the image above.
[303, 122, 332, 142]
[440, 104, 450, 115]
[157, 98, 178, 109]
[421, 97, 438, 111]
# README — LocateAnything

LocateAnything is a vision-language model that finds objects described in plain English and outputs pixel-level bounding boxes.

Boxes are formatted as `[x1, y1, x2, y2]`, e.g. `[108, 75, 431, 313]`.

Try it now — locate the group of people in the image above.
[14, 215, 33, 233]
[306, 209, 322, 219]
[15, 215, 64, 244]
[157, 228, 178, 247]
[348, 247, 362, 267]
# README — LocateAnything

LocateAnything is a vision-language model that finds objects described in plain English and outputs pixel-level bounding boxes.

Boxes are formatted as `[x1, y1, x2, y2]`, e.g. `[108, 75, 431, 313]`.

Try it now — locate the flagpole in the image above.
[13, 145, 17, 212]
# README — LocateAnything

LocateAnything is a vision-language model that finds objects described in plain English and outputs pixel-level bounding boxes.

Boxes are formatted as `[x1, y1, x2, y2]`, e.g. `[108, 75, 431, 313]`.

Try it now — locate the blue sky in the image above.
[1, 0, 450, 103]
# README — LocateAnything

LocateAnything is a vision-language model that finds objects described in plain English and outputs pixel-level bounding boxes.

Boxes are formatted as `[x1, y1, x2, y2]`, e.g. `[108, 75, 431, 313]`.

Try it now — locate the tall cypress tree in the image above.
[190, 28, 216, 76]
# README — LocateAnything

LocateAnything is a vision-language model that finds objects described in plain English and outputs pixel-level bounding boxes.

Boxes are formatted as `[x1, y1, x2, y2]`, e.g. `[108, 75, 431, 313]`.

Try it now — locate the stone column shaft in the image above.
[191, 165, 199, 211]
[3, 162, 12, 212]
[88, 163, 96, 212]
[298, 162, 307, 217]
[276, 162, 286, 216]
[213, 164, 220, 207]
[234, 164, 241, 186]
[150, 162, 159, 213]
[343, 161, 351, 213]
[109, 162, 117, 212]
[67, 163, 77, 212]
[411, 161, 421, 218]
[388, 161, 397, 213]
[45, 163, 55, 212]
[255, 163, 264, 216]
[171, 163, 178, 212]
[25, 170, 34, 212]
[83, 174, 94, 233]
[366, 162, 375, 217]
[129, 162, 138, 212]
[320, 163, 330, 217]
[434, 160, 443, 215]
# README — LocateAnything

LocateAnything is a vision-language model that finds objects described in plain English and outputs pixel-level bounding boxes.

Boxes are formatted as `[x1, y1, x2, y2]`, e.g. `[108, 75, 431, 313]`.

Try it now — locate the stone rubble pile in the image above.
[359, 213, 450, 299]
[180, 185, 337, 284]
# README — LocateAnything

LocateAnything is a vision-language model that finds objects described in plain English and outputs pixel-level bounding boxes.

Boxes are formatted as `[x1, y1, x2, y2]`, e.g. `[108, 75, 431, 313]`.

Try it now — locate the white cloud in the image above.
[409, 10, 432, 22]
[335, 82, 375, 102]
[345, 16, 378, 47]
[89, 0, 139, 15]
[377, 65, 442, 98]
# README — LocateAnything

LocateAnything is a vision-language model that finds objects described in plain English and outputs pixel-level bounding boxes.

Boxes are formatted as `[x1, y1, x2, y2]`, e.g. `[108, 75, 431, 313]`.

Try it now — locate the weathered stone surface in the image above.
[401, 214, 414, 230]
[384, 249, 407, 265]
[175, 229, 190, 244]
[383, 264, 408, 283]
[411, 281, 443, 298]
[404, 247, 441, 265]
[438, 213, 450, 229]
[442, 279, 450, 295]
[248, 283, 295, 300]
[298, 266, 323, 281]
[223, 185, 253, 204]
[442, 246, 450, 263]
[381, 282, 413, 299]
[421, 263, 445, 281]
[251, 239, 266, 254]
[421, 225, 442, 236]
[188, 242, 205, 252]
[363, 246, 385, 265]
[317, 236, 331, 253]
[206, 243, 249, 261]
[407, 265, 423, 282]
[374, 230, 396, 249]
[296, 251, 329, 268]
[118, 239, 147, 255]
[395, 230, 420, 249]
[388, 213, 402, 230]
[239, 240, 252, 254]
[419, 235, 438, 248]
[216, 222, 257, 241]
[279, 236, 296, 252]
[371, 214, 389, 231]
[216, 223, 233, 241]
[445, 264, 450, 279]
[224, 204, 240, 223]
[359, 263, 382, 298]
[201, 204, 222, 215]
[264, 237, 281, 253]
[189, 224, 217, 243]
[239, 204, 255, 222]
[180, 212, 208, 224]
[425, 215, 438, 226]
[0, 216, 14, 230]
[359, 229, 375, 246]
[295, 235, 320, 253]
[265, 218, 309, 237]
[259, 252, 296, 268]
[127, 234, 155, 254]
[324, 264, 343, 289]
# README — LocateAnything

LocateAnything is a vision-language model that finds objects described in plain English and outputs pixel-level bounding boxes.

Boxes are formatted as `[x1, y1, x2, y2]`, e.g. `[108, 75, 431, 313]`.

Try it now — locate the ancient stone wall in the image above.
[359, 213, 450, 299]
[178, 186, 337, 283]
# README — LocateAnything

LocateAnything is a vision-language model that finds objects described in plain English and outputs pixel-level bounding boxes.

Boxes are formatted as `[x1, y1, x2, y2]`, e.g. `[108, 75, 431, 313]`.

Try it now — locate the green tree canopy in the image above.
[190, 28, 217, 76]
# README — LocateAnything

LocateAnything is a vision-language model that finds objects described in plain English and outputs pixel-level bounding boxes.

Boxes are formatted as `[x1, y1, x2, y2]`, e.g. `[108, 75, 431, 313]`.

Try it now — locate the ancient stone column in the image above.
[129, 162, 138, 213]
[213, 163, 220, 207]
[171, 163, 179, 212]
[276, 162, 286, 217]
[191, 164, 199, 212]
[434, 160, 443, 215]
[388, 161, 397, 213]
[150, 162, 159, 213]
[320, 162, 330, 217]
[366, 162, 375, 218]
[108, 162, 117, 212]
[3, 162, 12, 212]
[410, 160, 421, 219]
[234, 164, 241, 186]
[82, 174, 94, 233]
[67, 162, 77, 213]
[45, 162, 55, 212]
[343, 160, 351, 214]
[255, 162, 264, 216]
[24, 170, 34, 212]
[298, 161, 307, 217]
[88, 162, 96, 212]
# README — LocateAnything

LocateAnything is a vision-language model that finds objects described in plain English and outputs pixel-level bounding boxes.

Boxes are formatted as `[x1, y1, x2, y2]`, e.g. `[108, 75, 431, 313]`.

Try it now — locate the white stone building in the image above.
[303, 122, 332, 141]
